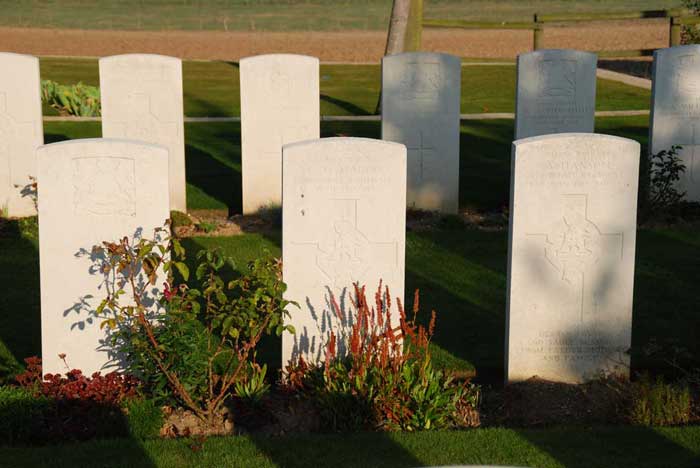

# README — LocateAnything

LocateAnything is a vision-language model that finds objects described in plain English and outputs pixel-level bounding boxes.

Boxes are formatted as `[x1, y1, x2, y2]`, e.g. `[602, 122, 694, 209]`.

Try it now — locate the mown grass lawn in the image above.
[38, 57, 652, 117]
[1, 426, 699, 468]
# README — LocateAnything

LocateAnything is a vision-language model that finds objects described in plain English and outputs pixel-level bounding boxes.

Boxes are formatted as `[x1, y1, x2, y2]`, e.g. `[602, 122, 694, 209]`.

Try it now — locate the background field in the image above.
[0, 0, 684, 31]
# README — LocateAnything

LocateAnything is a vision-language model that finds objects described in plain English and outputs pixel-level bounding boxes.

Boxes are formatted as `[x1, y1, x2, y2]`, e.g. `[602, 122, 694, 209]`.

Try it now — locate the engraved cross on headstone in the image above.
[675, 122, 700, 183]
[117, 93, 178, 143]
[293, 199, 398, 289]
[406, 131, 435, 182]
[526, 194, 624, 322]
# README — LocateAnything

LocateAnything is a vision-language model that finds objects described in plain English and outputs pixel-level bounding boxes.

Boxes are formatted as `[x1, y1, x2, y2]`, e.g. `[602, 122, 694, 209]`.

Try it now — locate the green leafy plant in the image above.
[233, 362, 271, 405]
[649, 145, 686, 212]
[682, 1, 700, 44]
[41, 79, 101, 117]
[93, 224, 295, 427]
[286, 284, 479, 432]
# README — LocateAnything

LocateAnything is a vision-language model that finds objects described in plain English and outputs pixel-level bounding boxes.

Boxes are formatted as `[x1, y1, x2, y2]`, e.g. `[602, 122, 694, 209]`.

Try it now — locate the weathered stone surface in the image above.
[282, 137, 406, 367]
[240, 54, 319, 214]
[382, 52, 461, 213]
[650, 45, 700, 201]
[506, 133, 639, 383]
[38, 139, 170, 375]
[100, 54, 186, 211]
[0, 52, 43, 217]
[515, 50, 597, 139]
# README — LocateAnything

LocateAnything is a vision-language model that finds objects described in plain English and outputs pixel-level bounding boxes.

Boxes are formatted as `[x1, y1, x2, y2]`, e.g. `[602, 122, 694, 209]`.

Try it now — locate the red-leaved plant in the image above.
[15, 356, 140, 404]
[286, 282, 479, 431]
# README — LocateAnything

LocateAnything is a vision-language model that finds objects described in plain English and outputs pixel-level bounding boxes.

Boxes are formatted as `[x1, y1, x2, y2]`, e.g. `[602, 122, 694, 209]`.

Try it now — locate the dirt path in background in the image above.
[0, 19, 669, 61]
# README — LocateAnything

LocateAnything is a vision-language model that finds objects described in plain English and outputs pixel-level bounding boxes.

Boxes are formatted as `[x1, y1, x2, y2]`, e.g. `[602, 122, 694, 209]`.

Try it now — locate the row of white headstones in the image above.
[1, 45, 696, 383]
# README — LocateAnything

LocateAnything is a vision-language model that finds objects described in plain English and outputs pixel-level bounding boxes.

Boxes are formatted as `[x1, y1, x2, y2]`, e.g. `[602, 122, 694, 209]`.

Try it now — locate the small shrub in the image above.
[126, 398, 164, 439]
[286, 284, 479, 432]
[648, 145, 686, 212]
[94, 226, 294, 428]
[629, 374, 692, 426]
[0, 386, 49, 443]
[41, 79, 101, 117]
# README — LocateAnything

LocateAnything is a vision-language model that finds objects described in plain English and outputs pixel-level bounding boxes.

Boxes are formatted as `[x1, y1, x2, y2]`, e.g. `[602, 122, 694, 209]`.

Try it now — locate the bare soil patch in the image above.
[0, 19, 669, 61]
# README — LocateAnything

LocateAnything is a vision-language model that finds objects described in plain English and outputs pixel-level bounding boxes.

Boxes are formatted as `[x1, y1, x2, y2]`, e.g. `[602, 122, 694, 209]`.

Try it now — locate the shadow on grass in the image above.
[515, 426, 700, 468]
[320, 93, 369, 116]
[0, 219, 40, 382]
[185, 143, 239, 215]
[249, 432, 423, 468]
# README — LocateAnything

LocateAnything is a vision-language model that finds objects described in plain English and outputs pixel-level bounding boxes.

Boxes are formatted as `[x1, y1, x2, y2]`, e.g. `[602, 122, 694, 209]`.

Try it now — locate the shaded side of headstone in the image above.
[282, 137, 406, 367]
[240, 54, 320, 214]
[506, 133, 639, 384]
[99, 54, 186, 212]
[0, 52, 43, 217]
[38, 139, 170, 375]
[382, 52, 461, 213]
[515, 49, 597, 140]
[650, 45, 700, 201]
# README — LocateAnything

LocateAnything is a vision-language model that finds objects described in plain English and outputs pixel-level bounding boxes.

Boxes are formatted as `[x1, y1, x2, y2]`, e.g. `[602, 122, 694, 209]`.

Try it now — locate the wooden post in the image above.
[533, 14, 543, 50]
[404, 0, 423, 52]
[670, 16, 682, 47]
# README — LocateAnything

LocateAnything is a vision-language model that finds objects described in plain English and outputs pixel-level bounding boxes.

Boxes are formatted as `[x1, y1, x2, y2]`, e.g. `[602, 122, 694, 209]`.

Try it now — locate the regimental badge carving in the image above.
[527, 194, 623, 321]
[268, 64, 292, 98]
[72, 157, 136, 216]
[399, 62, 441, 101]
[674, 54, 700, 96]
[536, 59, 576, 100]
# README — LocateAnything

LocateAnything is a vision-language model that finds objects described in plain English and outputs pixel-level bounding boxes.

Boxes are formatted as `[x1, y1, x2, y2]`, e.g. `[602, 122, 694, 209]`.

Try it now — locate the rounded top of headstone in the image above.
[37, 138, 170, 160]
[99, 53, 182, 65]
[513, 132, 640, 151]
[239, 53, 319, 66]
[283, 136, 406, 153]
[383, 51, 460, 65]
[654, 43, 700, 59]
[0, 51, 38, 65]
[518, 49, 597, 61]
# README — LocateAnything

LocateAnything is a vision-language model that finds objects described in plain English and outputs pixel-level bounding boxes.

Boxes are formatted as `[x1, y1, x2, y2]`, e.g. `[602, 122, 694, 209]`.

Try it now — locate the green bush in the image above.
[0, 386, 49, 443]
[92, 225, 293, 428]
[126, 399, 163, 439]
[41, 80, 101, 117]
[648, 145, 686, 212]
[629, 375, 692, 426]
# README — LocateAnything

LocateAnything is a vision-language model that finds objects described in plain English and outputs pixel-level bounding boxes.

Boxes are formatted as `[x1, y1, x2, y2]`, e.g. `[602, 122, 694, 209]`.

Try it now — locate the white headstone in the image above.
[99, 54, 186, 212]
[650, 45, 700, 201]
[38, 139, 170, 375]
[282, 137, 406, 367]
[0, 52, 43, 217]
[382, 52, 461, 213]
[506, 133, 639, 384]
[515, 49, 597, 140]
[240, 54, 320, 214]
